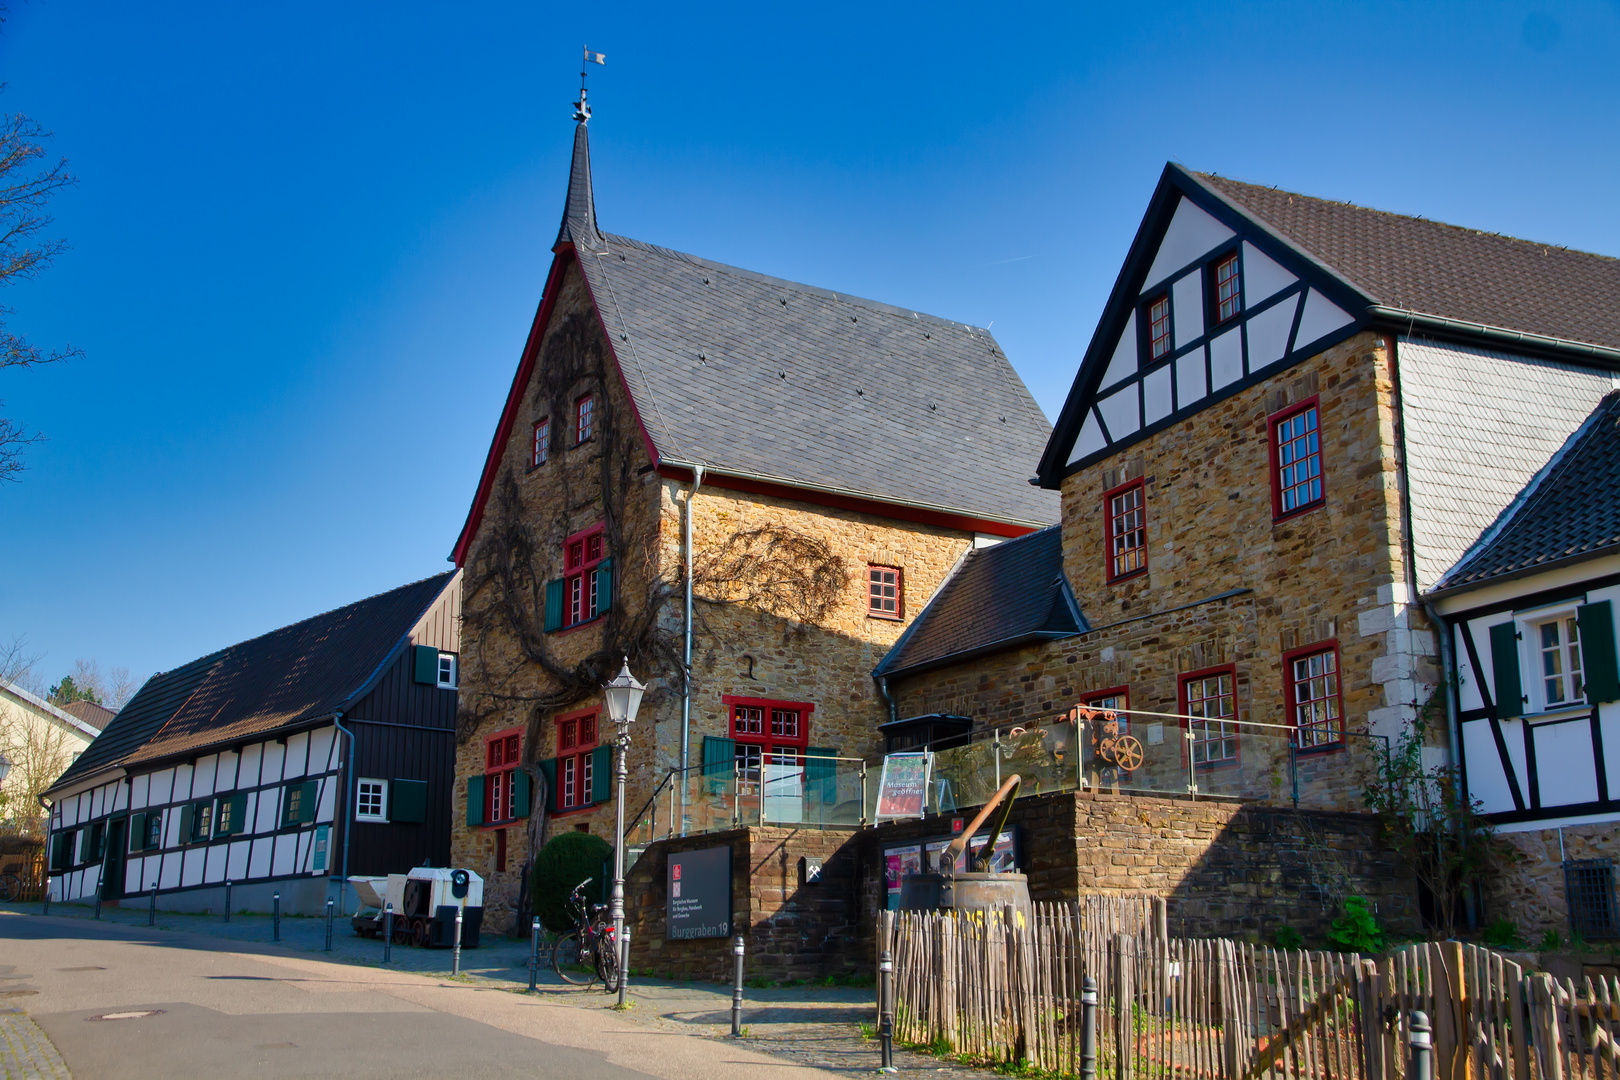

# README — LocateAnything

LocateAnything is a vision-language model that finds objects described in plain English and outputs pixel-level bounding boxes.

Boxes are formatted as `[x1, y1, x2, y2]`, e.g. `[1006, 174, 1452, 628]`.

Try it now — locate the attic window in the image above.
[1147, 294, 1172, 361]
[1212, 252, 1242, 324]
[575, 395, 594, 444]
[532, 418, 549, 468]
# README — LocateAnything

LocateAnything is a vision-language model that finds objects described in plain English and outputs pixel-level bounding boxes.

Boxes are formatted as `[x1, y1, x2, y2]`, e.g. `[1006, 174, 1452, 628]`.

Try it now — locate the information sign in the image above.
[667, 845, 732, 940]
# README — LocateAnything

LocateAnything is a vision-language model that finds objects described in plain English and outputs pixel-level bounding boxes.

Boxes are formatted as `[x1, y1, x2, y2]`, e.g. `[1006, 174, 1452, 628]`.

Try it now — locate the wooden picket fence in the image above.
[880, 903, 1620, 1080]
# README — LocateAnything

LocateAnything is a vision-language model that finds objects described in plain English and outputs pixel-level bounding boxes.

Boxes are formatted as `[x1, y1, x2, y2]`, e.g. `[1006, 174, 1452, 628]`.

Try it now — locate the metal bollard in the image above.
[879, 947, 895, 1071]
[42, 877, 50, 916]
[1409, 1011, 1433, 1080]
[324, 899, 334, 951]
[383, 904, 393, 963]
[730, 935, 745, 1036]
[148, 884, 157, 927]
[224, 880, 231, 923]
[452, 907, 464, 976]
[528, 917, 540, 992]
[618, 927, 630, 1007]
[272, 891, 280, 941]
[93, 885, 102, 920]
[1080, 974, 1098, 1080]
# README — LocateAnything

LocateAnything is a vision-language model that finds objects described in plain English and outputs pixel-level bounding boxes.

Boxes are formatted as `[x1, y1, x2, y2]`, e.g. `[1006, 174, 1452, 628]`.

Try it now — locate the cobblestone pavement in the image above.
[1, 1008, 72, 1080]
[2, 901, 1003, 1078]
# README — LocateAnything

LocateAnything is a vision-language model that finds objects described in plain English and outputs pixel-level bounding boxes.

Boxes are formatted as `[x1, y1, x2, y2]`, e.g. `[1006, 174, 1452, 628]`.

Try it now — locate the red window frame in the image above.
[564, 525, 607, 627]
[1284, 641, 1343, 751]
[1082, 685, 1131, 735]
[1211, 251, 1242, 324]
[483, 727, 522, 825]
[1178, 666, 1239, 767]
[575, 394, 594, 444]
[1103, 479, 1147, 583]
[531, 417, 549, 468]
[868, 565, 903, 619]
[555, 706, 599, 812]
[1146, 293, 1172, 361]
[723, 695, 813, 791]
[1270, 398, 1324, 520]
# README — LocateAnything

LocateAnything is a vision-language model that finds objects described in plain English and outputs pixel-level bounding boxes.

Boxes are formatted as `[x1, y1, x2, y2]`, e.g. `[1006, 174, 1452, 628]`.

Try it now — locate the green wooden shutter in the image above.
[538, 758, 557, 814]
[594, 559, 612, 618]
[226, 793, 248, 836]
[592, 745, 613, 803]
[129, 812, 147, 852]
[390, 778, 428, 823]
[544, 580, 565, 632]
[1489, 621, 1525, 718]
[702, 735, 735, 794]
[805, 747, 838, 806]
[1580, 600, 1620, 704]
[298, 780, 319, 824]
[413, 644, 439, 684]
[49, 832, 69, 871]
[179, 803, 196, 842]
[514, 768, 532, 818]
[466, 775, 485, 827]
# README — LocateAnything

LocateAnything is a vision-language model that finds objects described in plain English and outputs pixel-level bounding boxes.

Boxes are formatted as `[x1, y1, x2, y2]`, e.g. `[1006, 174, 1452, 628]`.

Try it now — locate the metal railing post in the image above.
[324, 898, 334, 951]
[93, 883, 102, 920]
[1081, 974, 1098, 1080]
[731, 934, 745, 1036]
[383, 903, 393, 963]
[1290, 737, 1300, 809]
[272, 891, 280, 941]
[528, 917, 540, 991]
[860, 760, 869, 828]
[1186, 730, 1197, 799]
[224, 880, 231, 922]
[452, 906, 464, 976]
[879, 947, 895, 1071]
[1409, 1011, 1433, 1080]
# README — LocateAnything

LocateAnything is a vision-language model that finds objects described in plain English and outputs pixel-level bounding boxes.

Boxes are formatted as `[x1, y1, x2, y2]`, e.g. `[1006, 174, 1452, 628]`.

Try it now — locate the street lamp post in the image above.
[603, 657, 645, 1009]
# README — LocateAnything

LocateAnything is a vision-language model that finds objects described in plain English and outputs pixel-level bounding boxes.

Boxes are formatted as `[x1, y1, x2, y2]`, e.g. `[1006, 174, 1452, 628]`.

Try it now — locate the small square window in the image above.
[437, 653, 457, 689]
[734, 706, 764, 737]
[868, 565, 902, 619]
[576, 395, 595, 444]
[532, 418, 550, 467]
[356, 779, 388, 822]
[1212, 252, 1242, 323]
[1147, 294, 1172, 361]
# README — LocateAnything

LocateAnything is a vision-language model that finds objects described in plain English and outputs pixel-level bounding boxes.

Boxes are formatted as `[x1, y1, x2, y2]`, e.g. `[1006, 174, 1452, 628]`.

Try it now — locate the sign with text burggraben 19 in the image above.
[667, 845, 732, 940]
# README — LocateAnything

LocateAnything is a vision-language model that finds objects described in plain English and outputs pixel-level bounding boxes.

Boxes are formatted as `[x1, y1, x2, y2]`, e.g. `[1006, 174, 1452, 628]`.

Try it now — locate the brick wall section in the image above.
[891, 332, 1442, 813]
[625, 790, 1418, 981]
[1489, 823, 1620, 940]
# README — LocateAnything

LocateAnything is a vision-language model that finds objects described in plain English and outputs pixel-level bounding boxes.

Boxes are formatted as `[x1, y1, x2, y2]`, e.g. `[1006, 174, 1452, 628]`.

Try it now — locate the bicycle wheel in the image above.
[596, 933, 621, 993]
[552, 930, 597, 985]
[0, 874, 20, 903]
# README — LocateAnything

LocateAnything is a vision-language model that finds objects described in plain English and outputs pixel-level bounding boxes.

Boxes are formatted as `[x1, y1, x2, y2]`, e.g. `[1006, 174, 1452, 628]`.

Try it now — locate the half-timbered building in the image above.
[42, 572, 461, 914]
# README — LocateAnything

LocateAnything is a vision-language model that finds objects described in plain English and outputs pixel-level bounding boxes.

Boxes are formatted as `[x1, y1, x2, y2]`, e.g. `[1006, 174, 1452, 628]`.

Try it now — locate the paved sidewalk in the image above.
[1, 1009, 72, 1080]
[3, 901, 999, 1078]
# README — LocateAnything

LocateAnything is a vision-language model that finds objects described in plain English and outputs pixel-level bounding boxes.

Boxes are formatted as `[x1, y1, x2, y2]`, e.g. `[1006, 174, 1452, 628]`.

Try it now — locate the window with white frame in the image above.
[356, 779, 388, 822]
[437, 652, 457, 689]
[1537, 614, 1585, 707]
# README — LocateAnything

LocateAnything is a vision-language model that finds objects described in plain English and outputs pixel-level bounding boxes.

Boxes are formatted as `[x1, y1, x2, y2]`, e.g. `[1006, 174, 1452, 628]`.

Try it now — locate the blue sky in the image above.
[2, 1, 1617, 692]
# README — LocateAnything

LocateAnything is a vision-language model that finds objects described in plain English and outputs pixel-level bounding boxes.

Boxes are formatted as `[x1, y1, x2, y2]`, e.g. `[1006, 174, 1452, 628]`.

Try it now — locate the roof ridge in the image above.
[204, 571, 456, 659]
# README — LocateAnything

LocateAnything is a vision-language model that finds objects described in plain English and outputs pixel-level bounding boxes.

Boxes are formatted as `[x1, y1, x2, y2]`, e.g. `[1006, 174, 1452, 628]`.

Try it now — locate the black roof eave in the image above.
[877, 629, 1083, 683]
[1425, 541, 1620, 605]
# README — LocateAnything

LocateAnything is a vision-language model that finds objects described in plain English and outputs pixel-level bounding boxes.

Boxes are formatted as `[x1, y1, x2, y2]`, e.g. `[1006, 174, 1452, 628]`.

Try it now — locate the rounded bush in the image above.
[531, 831, 612, 932]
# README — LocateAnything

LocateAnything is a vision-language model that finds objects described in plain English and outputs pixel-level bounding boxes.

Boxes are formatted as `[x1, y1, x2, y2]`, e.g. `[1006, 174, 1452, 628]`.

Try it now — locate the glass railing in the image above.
[623, 755, 873, 848]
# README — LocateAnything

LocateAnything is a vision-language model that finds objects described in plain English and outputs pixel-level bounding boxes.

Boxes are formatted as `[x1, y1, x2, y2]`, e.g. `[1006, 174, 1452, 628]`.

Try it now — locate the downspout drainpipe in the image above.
[876, 675, 898, 726]
[332, 711, 355, 914]
[1423, 602, 1463, 772]
[681, 465, 705, 836]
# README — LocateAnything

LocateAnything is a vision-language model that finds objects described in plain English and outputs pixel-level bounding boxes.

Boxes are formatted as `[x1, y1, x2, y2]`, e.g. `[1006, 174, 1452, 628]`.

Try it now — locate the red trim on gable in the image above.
[656, 466, 1038, 539]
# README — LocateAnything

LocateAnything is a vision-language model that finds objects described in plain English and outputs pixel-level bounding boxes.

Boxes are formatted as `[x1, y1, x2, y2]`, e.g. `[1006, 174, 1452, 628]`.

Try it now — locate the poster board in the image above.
[882, 827, 1020, 910]
[874, 752, 931, 820]
[667, 845, 732, 940]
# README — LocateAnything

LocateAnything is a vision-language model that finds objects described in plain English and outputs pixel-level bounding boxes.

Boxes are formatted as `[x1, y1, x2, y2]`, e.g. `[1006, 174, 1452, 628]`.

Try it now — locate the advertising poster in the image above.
[667, 845, 732, 940]
[875, 753, 931, 820]
[882, 844, 923, 910]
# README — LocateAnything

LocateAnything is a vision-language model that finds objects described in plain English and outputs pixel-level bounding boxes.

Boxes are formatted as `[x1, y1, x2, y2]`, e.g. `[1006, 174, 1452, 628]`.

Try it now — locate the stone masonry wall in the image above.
[1489, 823, 1620, 941]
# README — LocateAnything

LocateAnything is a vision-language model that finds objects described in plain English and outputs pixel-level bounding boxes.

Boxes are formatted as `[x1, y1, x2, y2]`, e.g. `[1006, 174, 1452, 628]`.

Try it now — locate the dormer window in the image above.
[1146, 294, 1172, 361]
[1212, 252, 1242, 324]
[575, 395, 594, 444]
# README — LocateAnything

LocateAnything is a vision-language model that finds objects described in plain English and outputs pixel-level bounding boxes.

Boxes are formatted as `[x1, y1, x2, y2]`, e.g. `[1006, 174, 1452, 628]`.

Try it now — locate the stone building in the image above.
[889, 164, 1620, 834]
[449, 95, 1057, 931]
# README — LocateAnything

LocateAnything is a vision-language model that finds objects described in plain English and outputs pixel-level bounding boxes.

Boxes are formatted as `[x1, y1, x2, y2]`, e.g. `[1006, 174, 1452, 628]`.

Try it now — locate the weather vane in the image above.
[575, 45, 606, 122]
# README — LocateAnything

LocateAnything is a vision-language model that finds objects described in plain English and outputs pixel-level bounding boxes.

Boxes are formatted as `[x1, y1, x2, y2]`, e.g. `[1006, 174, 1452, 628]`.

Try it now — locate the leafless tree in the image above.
[0, 89, 78, 483]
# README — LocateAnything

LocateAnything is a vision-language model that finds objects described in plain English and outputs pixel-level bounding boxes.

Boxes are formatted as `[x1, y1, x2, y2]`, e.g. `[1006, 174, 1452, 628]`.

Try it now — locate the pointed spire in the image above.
[554, 104, 600, 252]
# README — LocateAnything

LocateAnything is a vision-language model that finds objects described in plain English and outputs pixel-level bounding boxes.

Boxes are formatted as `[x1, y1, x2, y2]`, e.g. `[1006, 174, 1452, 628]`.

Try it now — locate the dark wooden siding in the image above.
[346, 722, 454, 874]
[346, 645, 458, 731]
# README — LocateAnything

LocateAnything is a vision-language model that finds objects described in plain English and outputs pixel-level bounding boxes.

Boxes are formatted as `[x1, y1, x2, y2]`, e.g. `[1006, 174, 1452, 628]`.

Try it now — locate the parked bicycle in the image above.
[0, 873, 21, 902]
[551, 877, 620, 991]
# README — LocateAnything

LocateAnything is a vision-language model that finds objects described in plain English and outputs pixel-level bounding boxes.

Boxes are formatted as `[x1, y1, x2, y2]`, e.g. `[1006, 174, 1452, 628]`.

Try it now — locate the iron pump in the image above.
[896, 773, 1033, 917]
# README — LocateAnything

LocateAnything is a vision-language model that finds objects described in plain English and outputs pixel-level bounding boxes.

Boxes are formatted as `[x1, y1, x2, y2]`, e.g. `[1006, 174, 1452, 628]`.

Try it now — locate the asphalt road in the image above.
[0, 912, 833, 1080]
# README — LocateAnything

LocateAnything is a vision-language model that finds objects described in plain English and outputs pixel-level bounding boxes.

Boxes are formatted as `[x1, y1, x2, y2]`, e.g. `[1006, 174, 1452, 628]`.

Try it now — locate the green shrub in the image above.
[1483, 918, 1524, 949]
[1538, 929, 1564, 952]
[1273, 926, 1305, 950]
[1326, 896, 1384, 954]
[530, 831, 612, 933]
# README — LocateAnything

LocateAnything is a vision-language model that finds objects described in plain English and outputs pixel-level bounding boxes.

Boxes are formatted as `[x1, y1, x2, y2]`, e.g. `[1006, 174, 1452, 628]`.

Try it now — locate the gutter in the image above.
[332, 711, 355, 913]
[657, 458, 1052, 532]
[1368, 306, 1620, 368]
[1423, 602, 1463, 773]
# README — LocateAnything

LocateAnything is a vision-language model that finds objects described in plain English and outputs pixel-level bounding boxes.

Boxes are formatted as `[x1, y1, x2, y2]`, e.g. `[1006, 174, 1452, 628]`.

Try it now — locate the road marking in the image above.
[86, 1010, 164, 1021]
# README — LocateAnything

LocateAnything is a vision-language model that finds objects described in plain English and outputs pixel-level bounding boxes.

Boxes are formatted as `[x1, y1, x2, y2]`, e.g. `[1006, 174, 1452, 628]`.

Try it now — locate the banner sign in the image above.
[875, 752, 931, 820]
[667, 845, 732, 940]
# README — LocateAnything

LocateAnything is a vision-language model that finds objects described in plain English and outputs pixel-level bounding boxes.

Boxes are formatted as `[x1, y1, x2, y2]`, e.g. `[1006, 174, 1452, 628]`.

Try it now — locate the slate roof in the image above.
[874, 526, 1087, 679]
[1195, 173, 1620, 351]
[46, 573, 456, 794]
[60, 700, 116, 731]
[1431, 390, 1620, 593]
